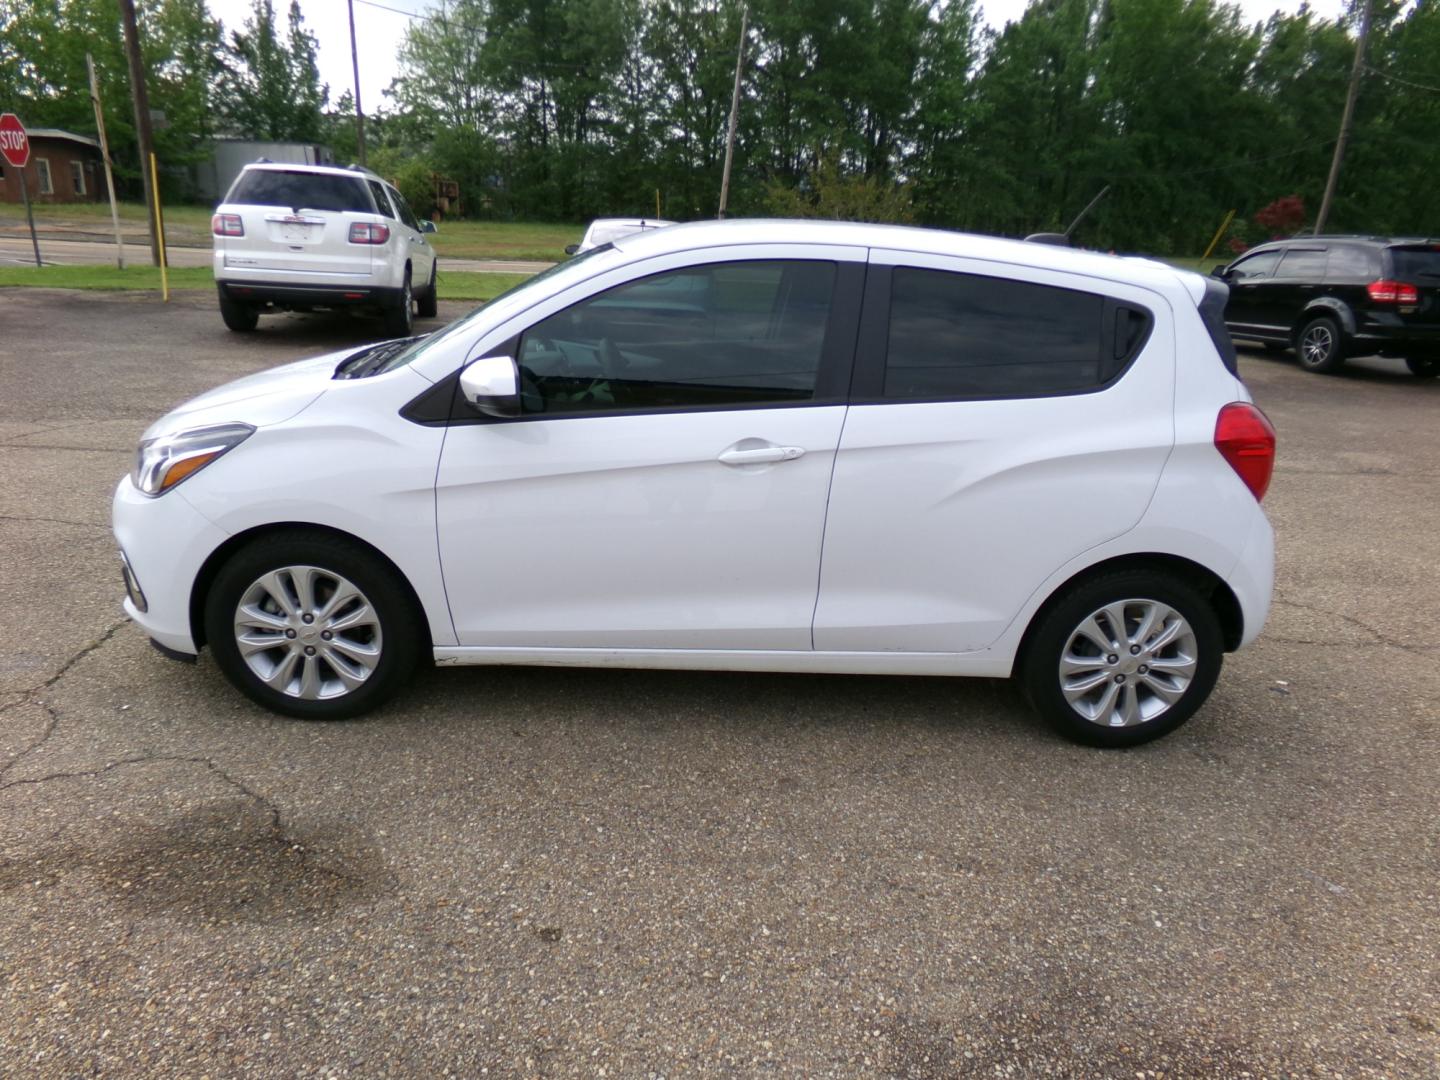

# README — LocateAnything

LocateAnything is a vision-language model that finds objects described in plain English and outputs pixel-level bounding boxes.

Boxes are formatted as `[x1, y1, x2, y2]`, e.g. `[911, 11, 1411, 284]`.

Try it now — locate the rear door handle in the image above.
[717, 446, 805, 466]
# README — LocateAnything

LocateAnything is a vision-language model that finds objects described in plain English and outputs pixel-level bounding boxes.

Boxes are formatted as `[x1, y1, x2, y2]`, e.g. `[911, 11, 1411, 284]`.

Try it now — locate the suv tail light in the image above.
[349, 222, 390, 245]
[211, 213, 243, 237]
[1215, 402, 1276, 502]
[1367, 279, 1419, 304]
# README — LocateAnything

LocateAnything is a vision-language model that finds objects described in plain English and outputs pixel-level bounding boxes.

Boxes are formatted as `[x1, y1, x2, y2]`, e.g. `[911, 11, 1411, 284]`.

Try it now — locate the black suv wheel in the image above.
[1296, 316, 1344, 374]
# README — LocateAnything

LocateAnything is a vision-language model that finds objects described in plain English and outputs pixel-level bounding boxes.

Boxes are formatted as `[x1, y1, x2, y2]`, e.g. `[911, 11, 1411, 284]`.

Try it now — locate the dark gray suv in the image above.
[1215, 236, 1440, 377]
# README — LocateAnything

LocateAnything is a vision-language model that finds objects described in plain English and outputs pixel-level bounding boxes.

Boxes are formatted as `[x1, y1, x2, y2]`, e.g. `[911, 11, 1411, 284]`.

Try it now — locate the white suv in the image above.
[116, 220, 1275, 746]
[211, 162, 439, 337]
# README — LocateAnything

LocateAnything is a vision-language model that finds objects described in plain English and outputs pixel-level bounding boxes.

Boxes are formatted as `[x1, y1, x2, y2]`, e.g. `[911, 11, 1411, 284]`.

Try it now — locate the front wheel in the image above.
[1406, 356, 1439, 378]
[1018, 570, 1223, 747]
[383, 270, 414, 338]
[218, 287, 259, 332]
[1296, 316, 1344, 374]
[204, 532, 422, 720]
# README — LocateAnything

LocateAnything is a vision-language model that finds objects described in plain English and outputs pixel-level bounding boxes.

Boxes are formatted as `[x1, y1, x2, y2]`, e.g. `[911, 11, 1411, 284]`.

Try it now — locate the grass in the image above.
[0, 201, 579, 262]
[0, 263, 532, 302]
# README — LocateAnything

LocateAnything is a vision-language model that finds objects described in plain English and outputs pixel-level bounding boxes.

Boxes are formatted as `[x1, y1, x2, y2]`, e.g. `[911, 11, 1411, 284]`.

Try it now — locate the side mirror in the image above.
[421, 220, 438, 234]
[459, 355, 521, 417]
[564, 243, 580, 256]
[1211, 264, 1229, 278]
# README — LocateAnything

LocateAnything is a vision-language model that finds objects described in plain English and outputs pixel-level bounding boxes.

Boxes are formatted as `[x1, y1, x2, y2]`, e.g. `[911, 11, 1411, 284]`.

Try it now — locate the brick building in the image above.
[0, 129, 103, 206]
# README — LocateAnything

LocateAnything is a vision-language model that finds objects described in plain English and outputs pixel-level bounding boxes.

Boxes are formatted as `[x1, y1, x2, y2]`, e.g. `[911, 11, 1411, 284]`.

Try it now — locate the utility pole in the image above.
[1315, 0, 1372, 235]
[348, 0, 367, 166]
[87, 54, 125, 269]
[118, 0, 160, 267]
[717, 3, 748, 219]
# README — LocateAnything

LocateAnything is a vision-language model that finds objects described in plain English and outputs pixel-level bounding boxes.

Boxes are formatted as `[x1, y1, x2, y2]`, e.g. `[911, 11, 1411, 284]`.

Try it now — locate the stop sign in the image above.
[0, 113, 30, 169]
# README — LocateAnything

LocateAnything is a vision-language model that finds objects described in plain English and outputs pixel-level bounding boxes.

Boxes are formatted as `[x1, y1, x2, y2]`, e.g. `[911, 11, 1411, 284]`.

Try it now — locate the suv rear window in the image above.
[1390, 246, 1440, 282]
[227, 169, 373, 213]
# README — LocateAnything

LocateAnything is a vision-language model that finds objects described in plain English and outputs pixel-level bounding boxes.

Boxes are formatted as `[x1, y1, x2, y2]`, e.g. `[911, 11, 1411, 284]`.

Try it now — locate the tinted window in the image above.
[1275, 248, 1327, 279]
[1326, 245, 1377, 280]
[882, 268, 1111, 398]
[228, 169, 372, 213]
[367, 180, 394, 218]
[1390, 246, 1440, 281]
[389, 187, 421, 231]
[1230, 250, 1281, 282]
[517, 261, 836, 414]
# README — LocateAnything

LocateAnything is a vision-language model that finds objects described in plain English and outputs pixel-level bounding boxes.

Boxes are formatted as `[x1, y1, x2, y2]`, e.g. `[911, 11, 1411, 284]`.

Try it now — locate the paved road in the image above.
[1, 287, 1437, 1077]
[0, 234, 552, 274]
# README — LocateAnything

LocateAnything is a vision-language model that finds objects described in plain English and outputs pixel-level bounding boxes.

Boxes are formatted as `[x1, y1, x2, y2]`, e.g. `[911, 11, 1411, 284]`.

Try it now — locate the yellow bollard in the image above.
[149, 152, 169, 302]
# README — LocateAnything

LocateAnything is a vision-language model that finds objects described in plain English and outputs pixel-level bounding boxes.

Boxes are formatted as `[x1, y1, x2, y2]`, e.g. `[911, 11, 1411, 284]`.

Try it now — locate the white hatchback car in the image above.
[212, 162, 439, 337]
[115, 221, 1275, 746]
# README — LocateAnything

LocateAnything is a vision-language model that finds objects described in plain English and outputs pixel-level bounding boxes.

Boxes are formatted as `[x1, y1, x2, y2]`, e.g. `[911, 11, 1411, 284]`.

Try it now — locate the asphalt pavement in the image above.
[1, 287, 1437, 1077]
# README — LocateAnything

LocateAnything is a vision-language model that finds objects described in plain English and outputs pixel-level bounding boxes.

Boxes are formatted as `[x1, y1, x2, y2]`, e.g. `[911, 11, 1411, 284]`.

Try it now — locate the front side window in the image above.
[516, 260, 837, 415]
[389, 187, 421, 231]
[1275, 248, 1327, 279]
[882, 268, 1124, 399]
[1230, 250, 1281, 282]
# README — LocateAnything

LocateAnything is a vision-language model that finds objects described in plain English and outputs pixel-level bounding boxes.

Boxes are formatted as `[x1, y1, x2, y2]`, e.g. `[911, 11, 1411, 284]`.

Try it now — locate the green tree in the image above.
[217, 0, 327, 140]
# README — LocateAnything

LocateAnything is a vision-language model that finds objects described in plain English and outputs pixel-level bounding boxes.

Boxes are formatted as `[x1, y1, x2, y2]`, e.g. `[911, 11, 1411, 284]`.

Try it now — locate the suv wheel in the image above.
[417, 262, 438, 319]
[1296, 316, 1344, 374]
[1405, 356, 1439, 379]
[204, 532, 422, 720]
[1019, 570, 1223, 748]
[218, 287, 259, 332]
[384, 270, 414, 338]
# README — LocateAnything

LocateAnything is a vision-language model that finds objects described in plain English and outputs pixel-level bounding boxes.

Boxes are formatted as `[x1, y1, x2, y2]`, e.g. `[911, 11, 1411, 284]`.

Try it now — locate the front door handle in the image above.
[717, 445, 805, 466]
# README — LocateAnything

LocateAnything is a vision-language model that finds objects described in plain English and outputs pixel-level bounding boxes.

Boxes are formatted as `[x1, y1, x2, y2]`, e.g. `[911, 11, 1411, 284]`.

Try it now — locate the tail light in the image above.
[211, 213, 243, 237]
[1367, 279, 1419, 304]
[1215, 402, 1277, 502]
[349, 222, 390, 244]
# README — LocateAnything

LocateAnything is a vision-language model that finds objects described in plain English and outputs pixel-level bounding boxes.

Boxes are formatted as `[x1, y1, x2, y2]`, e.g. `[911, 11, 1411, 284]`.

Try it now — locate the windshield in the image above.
[353, 243, 621, 377]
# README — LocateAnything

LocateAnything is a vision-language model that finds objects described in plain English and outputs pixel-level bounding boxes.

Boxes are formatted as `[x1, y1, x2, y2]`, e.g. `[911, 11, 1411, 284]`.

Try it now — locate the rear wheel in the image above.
[1406, 356, 1439, 378]
[1296, 316, 1344, 373]
[204, 532, 422, 720]
[1019, 570, 1223, 748]
[218, 287, 259, 332]
[417, 261, 438, 318]
[383, 269, 414, 338]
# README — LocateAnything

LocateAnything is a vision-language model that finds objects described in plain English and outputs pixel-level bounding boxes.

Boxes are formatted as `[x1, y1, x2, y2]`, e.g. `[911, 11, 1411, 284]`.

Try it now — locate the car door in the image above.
[1269, 246, 1328, 329]
[1222, 247, 1284, 336]
[387, 184, 436, 288]
[434, 249, 865, 650]
[812, 251, 1174, 654]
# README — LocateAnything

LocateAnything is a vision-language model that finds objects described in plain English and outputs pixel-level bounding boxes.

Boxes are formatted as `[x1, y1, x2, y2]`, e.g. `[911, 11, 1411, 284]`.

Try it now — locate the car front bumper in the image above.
[112, 476, 232, 656]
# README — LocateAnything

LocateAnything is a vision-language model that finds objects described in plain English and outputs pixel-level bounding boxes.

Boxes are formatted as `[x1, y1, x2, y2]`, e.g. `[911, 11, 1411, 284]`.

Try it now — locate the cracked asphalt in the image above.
[1, 287, 1438, 1078]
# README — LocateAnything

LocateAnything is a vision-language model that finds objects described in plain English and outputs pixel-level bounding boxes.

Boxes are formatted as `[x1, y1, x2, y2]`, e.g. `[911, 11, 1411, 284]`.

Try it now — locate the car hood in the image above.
[141, 349, 357, 440]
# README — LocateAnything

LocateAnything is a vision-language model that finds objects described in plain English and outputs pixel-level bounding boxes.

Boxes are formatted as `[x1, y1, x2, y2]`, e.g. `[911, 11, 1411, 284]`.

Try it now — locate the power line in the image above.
[1363, 63, 1440, 94]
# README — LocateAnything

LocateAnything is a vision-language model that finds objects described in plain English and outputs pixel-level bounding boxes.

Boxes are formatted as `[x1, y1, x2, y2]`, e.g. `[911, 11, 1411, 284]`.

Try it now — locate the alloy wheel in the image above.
[232, 565, 383, 700]
[1301, 324, 1334, 367]
[1058, 599, 1198, 728]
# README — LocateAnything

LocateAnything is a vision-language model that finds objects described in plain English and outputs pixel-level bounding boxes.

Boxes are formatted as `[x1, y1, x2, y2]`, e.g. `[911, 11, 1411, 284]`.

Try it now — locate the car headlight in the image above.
[132, 422, 255, 496]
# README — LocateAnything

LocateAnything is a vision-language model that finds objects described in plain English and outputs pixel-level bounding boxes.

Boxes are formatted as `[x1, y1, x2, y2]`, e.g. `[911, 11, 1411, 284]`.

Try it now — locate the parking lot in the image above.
[1, 286, 1437, 1077]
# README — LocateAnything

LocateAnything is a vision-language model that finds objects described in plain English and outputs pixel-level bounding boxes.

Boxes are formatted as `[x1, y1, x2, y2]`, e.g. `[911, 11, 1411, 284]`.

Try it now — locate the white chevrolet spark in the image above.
[114, 221, 1275, 746]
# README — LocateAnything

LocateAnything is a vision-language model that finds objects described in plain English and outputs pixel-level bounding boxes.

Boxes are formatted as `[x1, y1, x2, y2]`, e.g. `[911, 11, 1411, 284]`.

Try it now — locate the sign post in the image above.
[0, 113, 41, 267]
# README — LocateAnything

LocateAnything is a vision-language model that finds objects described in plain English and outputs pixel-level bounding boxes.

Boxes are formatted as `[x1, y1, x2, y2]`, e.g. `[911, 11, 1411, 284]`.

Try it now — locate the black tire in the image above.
[218, 287, 259, 332]
[1405, 356, 1439, 378]
[383, 269, 414, 338]
[1018, 569, 1224, 748]
[1295, 315, 1344, 374]
[203, 531, 423, 720]
[416, 261, 438, 318]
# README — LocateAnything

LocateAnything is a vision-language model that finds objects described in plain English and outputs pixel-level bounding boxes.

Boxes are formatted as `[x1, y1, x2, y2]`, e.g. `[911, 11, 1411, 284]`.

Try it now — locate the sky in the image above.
[207, 0, 1350, 123]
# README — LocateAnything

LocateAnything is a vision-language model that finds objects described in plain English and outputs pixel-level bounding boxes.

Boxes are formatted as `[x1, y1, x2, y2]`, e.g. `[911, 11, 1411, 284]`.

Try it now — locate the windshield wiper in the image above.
[334, 337, 422, 379]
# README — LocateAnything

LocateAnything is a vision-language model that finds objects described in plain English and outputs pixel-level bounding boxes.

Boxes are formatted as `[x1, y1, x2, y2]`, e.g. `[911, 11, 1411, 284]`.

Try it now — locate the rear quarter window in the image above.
[1390, 246, 1440, 281]
[880, 268, 1149, 399]
[227, 170, 372, 213]
[1325, 246, 1379, 280]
